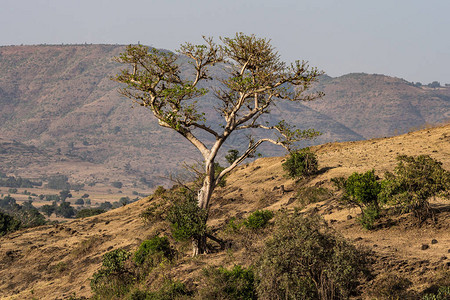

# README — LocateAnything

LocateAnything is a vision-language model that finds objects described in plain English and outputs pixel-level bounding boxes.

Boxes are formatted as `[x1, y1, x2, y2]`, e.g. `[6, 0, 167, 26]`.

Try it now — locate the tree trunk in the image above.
[192, 160, 215, 256]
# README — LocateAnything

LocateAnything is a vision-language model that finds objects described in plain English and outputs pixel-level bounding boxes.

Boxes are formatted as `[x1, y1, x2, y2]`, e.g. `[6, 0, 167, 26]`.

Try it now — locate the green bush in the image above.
[341, 170, 382, 229]
[282, 148, 318, 179]
[423, 286, 450, 300]
[255, 213, 368, 300]
[75, 208, 105, 218]
[90, 249, 134, 298]
[112, 181, 123, 189]
[197, 265, 256, 300]
[243, 210, 273, 230]
[0, 211, 21, 236]
[379, 155, 450, 222]
[134, 236, 175, 267]
[166, 191, 207, 241]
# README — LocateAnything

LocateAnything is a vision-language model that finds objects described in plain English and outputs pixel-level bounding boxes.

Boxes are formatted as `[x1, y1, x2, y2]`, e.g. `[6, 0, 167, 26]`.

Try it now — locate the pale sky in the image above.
[1, 0, 449, 84]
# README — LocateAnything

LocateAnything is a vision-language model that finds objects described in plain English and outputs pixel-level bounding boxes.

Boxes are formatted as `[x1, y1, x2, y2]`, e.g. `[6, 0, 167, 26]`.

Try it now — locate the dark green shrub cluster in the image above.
[341, 170, 381, 229]
[282, 148, 318, 179]
[243, 210, 273, 230]
[197, 265, 256, 300]
[1, 195, 46, 228]
[379, 155, 450, 222]
[90, 249, 134, 298]
[166, 191, 207, 241]
[46, 175, 71, 190]
[255, 213, 368, 300]
[423, 286, 450, 300]
[0, 210, 21, 236]
[0, 175, 41, 188]
[75, 208, 105, 218]
[134, 236, 175, 267]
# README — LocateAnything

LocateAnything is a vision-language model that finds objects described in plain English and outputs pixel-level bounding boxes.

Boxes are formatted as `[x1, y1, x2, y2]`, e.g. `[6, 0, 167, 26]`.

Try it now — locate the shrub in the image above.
[153, 186, 166, 197]
[90, 249, 134, 298]
[0, 211, 21, 236]
[134, 236, 175, 267]
[243, 210, 273, 230]
[112, 181, 123, 189]
[197, 265, 256, 300]
[75, 208, 105, 218]
[423, 286, 450, 300]
[166, 191, 207, 241]
[255, 213, 368, 300]
[341, 170, 381, 229]
[225, 149, 240, 165]
[282, 148, 318, 179]
[75, 198, 84, 205]
[379, 155, 450, 222]
[55, 202, 75, 218]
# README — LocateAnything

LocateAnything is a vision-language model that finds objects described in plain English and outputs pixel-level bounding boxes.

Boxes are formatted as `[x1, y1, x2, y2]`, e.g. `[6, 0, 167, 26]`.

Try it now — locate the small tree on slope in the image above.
[114, 33, 323, 256]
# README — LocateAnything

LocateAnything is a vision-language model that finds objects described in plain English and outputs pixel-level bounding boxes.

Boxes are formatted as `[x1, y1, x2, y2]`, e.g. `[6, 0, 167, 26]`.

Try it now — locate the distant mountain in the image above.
[0, 45, 448, 187]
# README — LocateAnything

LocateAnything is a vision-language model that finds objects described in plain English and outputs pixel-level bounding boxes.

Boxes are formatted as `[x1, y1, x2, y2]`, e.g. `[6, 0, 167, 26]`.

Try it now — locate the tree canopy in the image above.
[114, 33, 323, 255]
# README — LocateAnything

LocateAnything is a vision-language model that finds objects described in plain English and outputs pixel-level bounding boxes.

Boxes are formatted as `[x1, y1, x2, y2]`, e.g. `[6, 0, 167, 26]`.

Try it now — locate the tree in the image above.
[59, 190, 72, 201]
[114, 33, 323, 255]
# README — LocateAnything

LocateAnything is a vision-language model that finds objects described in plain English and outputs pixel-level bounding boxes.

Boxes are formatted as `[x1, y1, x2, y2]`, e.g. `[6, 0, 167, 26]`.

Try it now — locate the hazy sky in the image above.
[1, 0, 449, 84]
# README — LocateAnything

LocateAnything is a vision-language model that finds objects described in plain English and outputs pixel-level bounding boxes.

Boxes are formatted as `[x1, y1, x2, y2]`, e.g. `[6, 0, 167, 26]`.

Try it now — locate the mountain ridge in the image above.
[0, 45, 448, 188]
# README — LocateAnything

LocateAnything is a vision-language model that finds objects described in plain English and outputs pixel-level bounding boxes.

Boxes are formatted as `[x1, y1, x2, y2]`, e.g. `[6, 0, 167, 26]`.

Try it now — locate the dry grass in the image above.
[0, 124, 449, 299]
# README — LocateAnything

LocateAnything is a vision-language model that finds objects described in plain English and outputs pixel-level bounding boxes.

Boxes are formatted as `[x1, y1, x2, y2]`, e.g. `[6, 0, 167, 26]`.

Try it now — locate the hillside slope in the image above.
[0, 124, 448, 299]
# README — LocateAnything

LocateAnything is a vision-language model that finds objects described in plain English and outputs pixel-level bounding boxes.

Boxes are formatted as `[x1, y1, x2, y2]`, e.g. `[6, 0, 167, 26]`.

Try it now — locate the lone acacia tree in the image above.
[114, 33, 323, 255]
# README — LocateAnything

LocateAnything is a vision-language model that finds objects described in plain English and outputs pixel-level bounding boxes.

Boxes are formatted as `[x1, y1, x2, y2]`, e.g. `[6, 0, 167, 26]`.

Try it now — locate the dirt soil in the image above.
[0, 124, 449, 299]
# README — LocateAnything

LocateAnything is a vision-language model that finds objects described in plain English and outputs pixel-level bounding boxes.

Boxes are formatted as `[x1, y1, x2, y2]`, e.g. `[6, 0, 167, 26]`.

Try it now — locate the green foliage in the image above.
[282, 148, 319, 179]
[255, 213, 368, 300]
[0, 175, 41, 188]
[75, 208, 105, 218]
[1, 195, 45, 228]
[341, 170, 382, 229]
[99, 201, 113, 210]
[120, 197, 130, 206]
[45, 194, 60, 201]
[198, 265, 256, 300]
[153, 186, 166, 197]
[91, 249, 134, 298]
[59, 189, 72, 201]
[40, 204, 56, 217]
[55, 202, 75, 218]
[46, 175, 71, 190]
[75, 198, 84, 205]
[423, 286, 450, 300]
[166, 191, 207, 241]
[134, 236, 175, 267]
[112, 181, 123, 189]
[243, 210, 273, 230]
[225, 149, 240, 165]
[0, 210, 21, 236]
[379, 155, 450, 222]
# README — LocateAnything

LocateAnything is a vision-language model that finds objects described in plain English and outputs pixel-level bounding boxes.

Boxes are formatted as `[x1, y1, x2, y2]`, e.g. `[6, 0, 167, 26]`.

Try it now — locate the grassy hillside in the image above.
[0, 124, 448, 299]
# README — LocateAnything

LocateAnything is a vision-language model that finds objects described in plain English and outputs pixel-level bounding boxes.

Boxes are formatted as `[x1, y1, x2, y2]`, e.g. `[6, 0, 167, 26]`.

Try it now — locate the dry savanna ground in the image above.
[0, 124, 449, 299]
